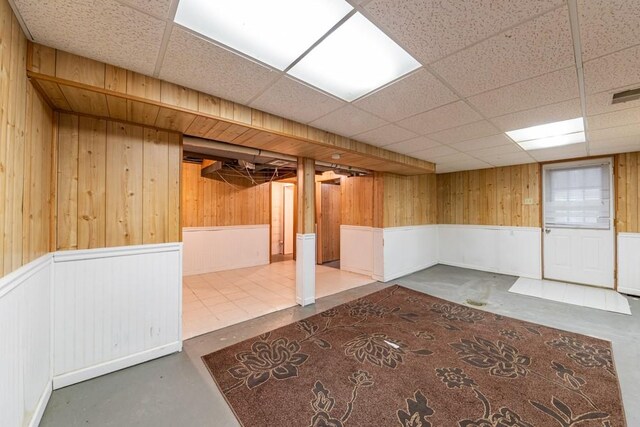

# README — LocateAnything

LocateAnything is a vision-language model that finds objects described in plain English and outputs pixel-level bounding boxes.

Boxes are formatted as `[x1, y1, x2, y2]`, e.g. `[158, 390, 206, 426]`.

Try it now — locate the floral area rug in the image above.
[202, 285, 626, 426]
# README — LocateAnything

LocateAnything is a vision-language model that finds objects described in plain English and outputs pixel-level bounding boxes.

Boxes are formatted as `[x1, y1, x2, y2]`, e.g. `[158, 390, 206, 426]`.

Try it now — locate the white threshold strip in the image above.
[509, 277, 631, 315]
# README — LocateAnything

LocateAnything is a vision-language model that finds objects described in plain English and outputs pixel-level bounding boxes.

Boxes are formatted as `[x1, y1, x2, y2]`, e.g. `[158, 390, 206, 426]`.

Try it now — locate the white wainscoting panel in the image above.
[382, 225, 439, 282]
[52, 244, 182, 389]
[296, 233, 316, 306]
[0, 254, 53, 427]
[618, 233, 640, 297]
[340, 226, 374, 276]
[183, 225, 269, 276]
[438, 225, 542, 279]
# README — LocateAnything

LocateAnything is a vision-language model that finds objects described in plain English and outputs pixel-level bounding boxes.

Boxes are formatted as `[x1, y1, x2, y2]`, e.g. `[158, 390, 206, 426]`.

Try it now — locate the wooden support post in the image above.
[296, 157, 316, 306]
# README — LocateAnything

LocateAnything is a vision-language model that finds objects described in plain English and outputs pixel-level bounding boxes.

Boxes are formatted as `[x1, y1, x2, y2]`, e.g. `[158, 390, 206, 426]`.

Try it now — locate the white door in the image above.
[283, 185, 294, 255]
[543, 159, 615, 288]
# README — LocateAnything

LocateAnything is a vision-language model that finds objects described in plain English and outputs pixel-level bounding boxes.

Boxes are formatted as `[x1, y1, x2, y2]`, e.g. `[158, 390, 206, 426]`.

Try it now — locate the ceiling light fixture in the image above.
[288, 12, 421, 101]
[174, 0, 353, 70]
[506, 118, 585, 151]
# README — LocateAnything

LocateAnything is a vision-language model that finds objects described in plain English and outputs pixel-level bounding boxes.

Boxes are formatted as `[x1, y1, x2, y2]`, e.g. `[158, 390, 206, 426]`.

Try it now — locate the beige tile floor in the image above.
[182, 260, 374, 339]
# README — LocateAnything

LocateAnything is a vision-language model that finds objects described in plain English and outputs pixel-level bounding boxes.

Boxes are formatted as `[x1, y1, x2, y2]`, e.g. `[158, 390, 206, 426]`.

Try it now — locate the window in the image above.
[544, 162, 611, 229]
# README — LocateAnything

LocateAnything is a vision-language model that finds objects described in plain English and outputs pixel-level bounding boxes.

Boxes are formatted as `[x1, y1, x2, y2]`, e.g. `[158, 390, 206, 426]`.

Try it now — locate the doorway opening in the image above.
[271, 182, 295, 263]
[180, 138, 373, 339]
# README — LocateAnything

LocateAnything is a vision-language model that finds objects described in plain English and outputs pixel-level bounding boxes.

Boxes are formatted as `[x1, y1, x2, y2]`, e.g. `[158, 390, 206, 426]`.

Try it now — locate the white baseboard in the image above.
[29, 382, 52, 427]
[383, 261, 439, 282]
[53, 341, 182, 390]
[618, 287, 640, 297]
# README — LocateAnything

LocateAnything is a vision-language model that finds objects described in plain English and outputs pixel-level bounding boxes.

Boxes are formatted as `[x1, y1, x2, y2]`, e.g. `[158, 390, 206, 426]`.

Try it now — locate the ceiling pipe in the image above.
[183, 136, 370, 174]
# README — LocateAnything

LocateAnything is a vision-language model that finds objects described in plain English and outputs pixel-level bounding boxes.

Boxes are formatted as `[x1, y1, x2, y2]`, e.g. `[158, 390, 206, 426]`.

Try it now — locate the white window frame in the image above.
[542, 157, 615, 230]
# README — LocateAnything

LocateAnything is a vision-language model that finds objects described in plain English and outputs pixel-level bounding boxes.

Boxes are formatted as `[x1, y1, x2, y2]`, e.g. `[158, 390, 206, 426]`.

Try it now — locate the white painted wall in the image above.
[0, 254, 52, 427]
[339, 225, 438, 282]
[271, 182, 285, 255]
[182, 225, 269, 276]
[340, 224, 542, 282]
[340, 226, 374, 276]
[296, 233, 316, 306]
[52, 244, 182, 389]
[438, 225, 542, 279]
[1, 243, 183, 425]
[382, 225, 439, 282]
[283, 186, 295, 255]
[618, 232, 640, 296]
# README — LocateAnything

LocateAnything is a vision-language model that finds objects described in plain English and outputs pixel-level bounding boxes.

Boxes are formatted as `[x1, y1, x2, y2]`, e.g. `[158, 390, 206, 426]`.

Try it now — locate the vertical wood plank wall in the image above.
[56, 113, 181, 250]
[437, 164, 541, 227]
[341, 175, 375, 227]
[181, 161, 270, 227]
[1, 0, 55, 277]
[615, 152, 640, 233]
[383, 173, 438, 227]
[316, 182, 341, 263]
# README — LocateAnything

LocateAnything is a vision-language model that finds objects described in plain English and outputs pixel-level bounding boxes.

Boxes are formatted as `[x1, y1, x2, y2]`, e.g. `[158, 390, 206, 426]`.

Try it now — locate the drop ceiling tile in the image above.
[250, 76, 345, 124]
[436, 158, 494, 172]
[382, 136, 441, 154]
[492, 98, 582, 131]
[586, 89, 640, 116]
[309, 105, 388, 137]
[583, 45, 640, 95]
[587, 123, 640, 141]
[478, 151, 536, 167]
[428, 120, 500, 144]
[578, 0, 640, 61]
[465, 143, 523, 157]
[527, 143, 588, 162]
[587, 107, 640, 131]
[432, 7, 574, 96]
[14, 0, 165, 75]
[589, 136, 640, 155]
[410, 144, 458, 160]
[397, 101, 482, 135]
[353, 124, 418, 147]
[116, 0, 173, 19]
[362, 0, 563, 63]
[354, 68, 458, 122]
[159, 28, 278, 105]
[450, 134, 515, 152]
[467, 67, 579, 118]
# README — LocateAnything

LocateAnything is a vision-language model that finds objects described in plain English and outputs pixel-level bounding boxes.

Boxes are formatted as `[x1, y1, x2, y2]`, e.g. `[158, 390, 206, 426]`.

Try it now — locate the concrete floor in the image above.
[40, 265, 640, 426]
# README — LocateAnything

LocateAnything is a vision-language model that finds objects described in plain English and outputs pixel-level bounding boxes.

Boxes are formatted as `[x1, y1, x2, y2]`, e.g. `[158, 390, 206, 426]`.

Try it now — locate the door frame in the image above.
[541, 156, 616, 287]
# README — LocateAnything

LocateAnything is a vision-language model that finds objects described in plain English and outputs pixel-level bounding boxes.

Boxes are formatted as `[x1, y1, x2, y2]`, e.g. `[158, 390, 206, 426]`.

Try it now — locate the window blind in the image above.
[544, 163, 610, 229]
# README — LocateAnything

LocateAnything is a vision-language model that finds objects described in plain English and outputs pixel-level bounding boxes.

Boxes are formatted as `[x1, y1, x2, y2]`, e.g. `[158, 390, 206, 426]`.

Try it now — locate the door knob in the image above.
[545, 228, 551, 234]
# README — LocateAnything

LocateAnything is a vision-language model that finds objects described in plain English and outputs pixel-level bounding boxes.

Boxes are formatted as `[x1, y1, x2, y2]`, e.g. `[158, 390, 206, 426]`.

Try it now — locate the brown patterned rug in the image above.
[202, 285, 626, 426]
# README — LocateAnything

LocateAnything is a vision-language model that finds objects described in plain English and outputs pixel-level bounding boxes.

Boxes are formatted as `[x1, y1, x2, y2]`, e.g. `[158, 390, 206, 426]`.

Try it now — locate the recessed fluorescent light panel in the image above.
[174, 0, 353, 70]
[288, 12, 421, 101]
[506, 118, 585, 151]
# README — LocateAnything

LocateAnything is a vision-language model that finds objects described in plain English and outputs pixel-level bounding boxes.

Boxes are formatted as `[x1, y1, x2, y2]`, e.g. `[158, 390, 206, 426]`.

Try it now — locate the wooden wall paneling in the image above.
[626, 153, 639, 232]
[55, 50, 105, 87]
[28, 44, 436, 175]
[126, 71, 161, 125]
[510, 165, 523, 226]
[340, 175, 373, 227]
[105, 121, 144, 247]
[56, 114, 79, 250]
[615, 154, 627, 232]
[297, 158, 316, 234]
[143, 129, 169, 244]
[382, 173, 437, 228]
[321, 183, 341, 262]
[181, 162, 199, 228]
[315, 182, 323, 264]
[77, 116, 107, 249]
[22, 83, 54, 263]
[436, 164, 541, 228]
[28, 42, 56, 75]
